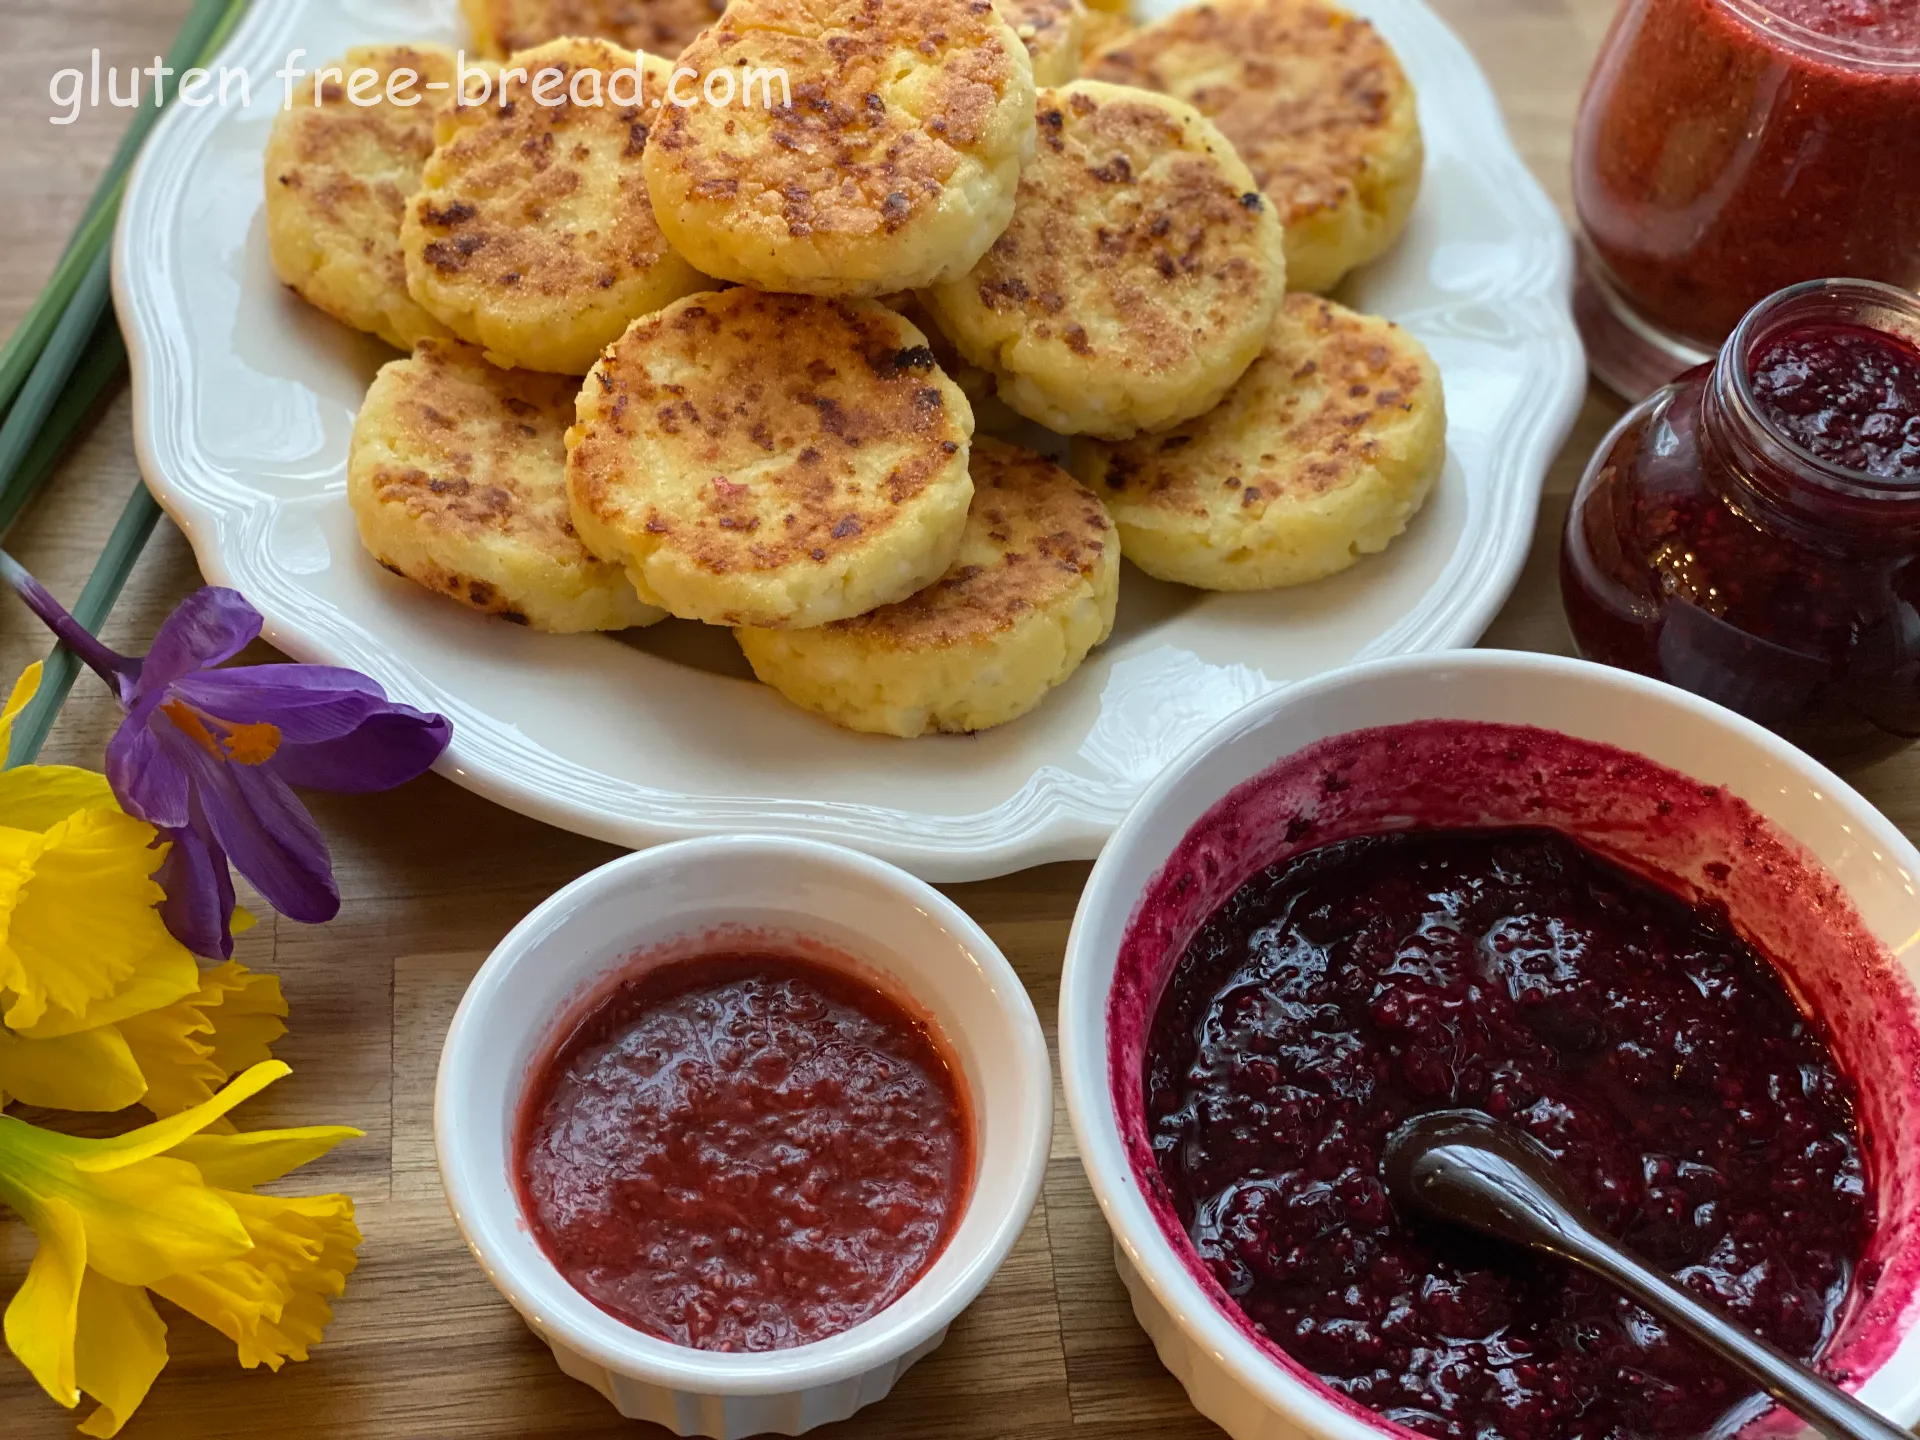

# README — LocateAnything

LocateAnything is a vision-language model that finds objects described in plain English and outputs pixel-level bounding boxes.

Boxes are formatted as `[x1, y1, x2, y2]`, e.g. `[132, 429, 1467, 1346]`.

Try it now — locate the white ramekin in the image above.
[437, 835, 1052, 1437]
[1061, 649, 1920, 1440]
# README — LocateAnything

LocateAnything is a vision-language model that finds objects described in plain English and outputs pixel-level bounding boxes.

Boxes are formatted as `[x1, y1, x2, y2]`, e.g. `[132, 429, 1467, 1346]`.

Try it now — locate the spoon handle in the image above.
[1559, 1236, 1910, 1440]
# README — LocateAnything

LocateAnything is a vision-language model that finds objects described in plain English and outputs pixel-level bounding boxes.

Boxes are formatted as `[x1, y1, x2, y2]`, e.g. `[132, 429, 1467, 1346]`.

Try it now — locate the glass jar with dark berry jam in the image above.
[1562, 277, 1920, 766]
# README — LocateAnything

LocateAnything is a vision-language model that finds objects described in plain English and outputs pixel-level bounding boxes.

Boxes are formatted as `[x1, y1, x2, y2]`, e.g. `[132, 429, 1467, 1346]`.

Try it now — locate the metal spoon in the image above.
[1380, 1109, 1908, 1440]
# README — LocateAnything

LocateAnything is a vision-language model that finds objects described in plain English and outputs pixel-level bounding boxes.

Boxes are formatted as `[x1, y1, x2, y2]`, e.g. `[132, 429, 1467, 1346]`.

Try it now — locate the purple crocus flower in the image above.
[3, 558, 451, 958]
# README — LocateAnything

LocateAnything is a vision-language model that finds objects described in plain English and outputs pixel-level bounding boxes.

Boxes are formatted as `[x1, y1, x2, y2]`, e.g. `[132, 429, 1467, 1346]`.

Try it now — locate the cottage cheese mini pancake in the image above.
[1079, 8, 1134, 65]
[402, 39, 707, 375]
[265, 45, 469, 352]
[350, 339, 664, 632]
[998, 0, 1088, 85]
[566, 290, 976, 628]
[643, 0, 1037, 297]
[737, 437, 1118, 735]
[925, 80, 1285, 440]
[463, 0, 726, 58]
[1087, 0, 1422, 294]
[1076, 292, 1443, 590]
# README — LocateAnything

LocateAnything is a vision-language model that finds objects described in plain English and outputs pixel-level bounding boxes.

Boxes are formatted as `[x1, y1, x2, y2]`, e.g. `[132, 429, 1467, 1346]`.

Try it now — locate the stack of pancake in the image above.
[266, 0, 1444, 738]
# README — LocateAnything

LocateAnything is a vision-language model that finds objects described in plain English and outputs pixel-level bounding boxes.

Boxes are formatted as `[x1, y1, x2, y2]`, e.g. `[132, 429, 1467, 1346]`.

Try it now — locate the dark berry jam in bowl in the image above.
[437, 836, 1052, 1438]
[1059, 651, 1920, 1440]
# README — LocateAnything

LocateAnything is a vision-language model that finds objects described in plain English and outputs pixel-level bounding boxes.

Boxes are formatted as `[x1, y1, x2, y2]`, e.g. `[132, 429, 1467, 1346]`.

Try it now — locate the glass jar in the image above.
[1572, 0, 1920, 399]
[1561, 278, 1920, 766]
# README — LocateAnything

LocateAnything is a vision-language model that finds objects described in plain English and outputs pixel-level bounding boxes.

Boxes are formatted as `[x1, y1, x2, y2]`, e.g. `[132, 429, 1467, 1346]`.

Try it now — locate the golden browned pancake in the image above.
[350, 339, 664, 631]
[998, 0, 1088, 85]
[1075, 292, 1444, 589]
[736, 437, 1119, 735]
[265, 45, 468, 351]
[1079, 7, 1134, 64]
[402, 39, 708, 374]
[925, 80, 1286, 439]
[1086, 0, 1422, 293]
[566, 289, 977, 628]
[642, 0, 1037, 296]
[463, 0, 727, 58]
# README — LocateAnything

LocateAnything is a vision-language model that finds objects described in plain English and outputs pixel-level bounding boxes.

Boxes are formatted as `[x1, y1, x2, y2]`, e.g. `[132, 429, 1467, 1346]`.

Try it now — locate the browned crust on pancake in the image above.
[266, 46, 462, 337]
[568, 290, 970, 579]
[965, 84, 1275, 378]
[1086, 0, 1411, 227]
[356, 340, 598, 619]
[469, 0, 727, 59]
[829, 436, 1112, 649]
[1100, 291, 1432, 514]
[647, 0, 1026, 243]
[410, 42, 678, 304]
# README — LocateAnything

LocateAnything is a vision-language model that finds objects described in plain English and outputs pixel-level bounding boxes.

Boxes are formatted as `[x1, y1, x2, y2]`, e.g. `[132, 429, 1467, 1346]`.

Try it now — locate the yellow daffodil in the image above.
[0, 666, 282, 1116]
[0, 1060, 362, 1436]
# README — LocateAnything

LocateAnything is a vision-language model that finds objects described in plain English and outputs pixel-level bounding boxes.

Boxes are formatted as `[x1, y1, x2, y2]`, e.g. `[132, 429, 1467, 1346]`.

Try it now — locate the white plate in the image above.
[114, 0, 1583, 881]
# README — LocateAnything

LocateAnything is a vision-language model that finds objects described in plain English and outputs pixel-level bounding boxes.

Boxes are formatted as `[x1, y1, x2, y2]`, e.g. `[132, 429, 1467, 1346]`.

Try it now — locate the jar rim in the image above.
[1717, 277, 1920, 506]
[1717, 0, 1920, 69]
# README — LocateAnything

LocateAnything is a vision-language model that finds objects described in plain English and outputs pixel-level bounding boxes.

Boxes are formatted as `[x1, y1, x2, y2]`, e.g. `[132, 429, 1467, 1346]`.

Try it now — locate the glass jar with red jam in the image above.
[1572, 0, 1920, 398]
[1561, 277, 1920, 766]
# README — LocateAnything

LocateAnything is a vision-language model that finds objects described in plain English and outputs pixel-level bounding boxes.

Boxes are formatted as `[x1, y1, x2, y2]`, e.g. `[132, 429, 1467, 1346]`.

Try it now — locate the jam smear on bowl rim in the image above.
[515, 934, 975, 1354]
[1107, 720, 1920, 1440]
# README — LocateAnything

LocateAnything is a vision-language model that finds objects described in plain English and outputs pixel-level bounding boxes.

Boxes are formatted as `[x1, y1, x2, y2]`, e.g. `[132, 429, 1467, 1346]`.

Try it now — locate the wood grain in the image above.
[0, 0, 1916, 1435]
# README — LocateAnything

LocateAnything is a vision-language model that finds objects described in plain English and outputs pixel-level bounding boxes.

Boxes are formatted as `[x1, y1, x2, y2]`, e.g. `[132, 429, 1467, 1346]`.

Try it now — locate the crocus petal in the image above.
[135, 588, 263, 697]
[72, 1273, 168, 1439]
[155, 820, 236, 962]
[2, 1194, 85, 1409]
[0, 662, 42, 756]
[0, 763, 116, 833]
[268, 708, 453, 794]
[72, 1061, 291, 1172]
[166, 1125, 363, 1191]
[106, 710, 191, 831]
[155, 723, 338, 926]
[168, 665, 391, 743]
[150, 1189, 360, 1370]
[0, 1023, 148, 1113]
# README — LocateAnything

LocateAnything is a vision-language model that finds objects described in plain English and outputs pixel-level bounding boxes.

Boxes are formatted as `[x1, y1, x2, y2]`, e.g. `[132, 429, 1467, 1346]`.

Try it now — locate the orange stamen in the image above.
[221, 721, 282, 766]
[161, 699, 223, 758]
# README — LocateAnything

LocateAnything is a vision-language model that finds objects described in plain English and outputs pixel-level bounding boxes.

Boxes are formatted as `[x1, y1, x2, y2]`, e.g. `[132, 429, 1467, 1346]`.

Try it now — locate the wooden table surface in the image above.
[1, 1, 1916, 1436]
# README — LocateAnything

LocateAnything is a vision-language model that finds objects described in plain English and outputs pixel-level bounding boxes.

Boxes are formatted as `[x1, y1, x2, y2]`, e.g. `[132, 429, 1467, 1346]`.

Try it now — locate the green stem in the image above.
[0, 318, 126, 540]
[0, 0, 250, 421]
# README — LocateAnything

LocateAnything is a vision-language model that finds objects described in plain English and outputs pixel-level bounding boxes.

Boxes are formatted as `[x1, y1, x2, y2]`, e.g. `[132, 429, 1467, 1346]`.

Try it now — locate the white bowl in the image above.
[437, 835, 1052, 1437]
[1060, 649, 1920, 1440]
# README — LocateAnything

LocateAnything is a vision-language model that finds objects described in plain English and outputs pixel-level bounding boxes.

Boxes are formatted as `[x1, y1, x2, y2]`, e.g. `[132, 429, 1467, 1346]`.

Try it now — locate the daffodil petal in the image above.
[1, 808, 175, 1031]
[73, 1060, 290, 1173]
[0, 766, 118, 834]
[113, 995, 222, 1121]
[3, 1193, 84, 1409]
[51, 1156, 254, 1287]
[165, 1126, 364, 1190]
[72, 1272, 168, 1439]
[201, 962, 287, 1078]
[19, 946, 202, 1040]
[230, 906, 257, 937]
[0, 663, 42, 755]
[151, 1190, 360, 1370]
[0, 1023, 147, 1112]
